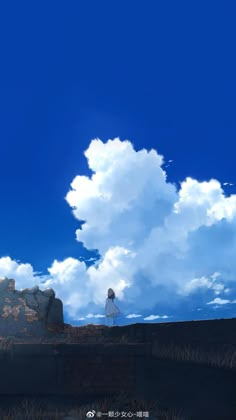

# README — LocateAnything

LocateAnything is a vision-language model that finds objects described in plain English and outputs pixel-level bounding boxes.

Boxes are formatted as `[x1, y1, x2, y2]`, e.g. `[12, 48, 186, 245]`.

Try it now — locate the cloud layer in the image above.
[1, 138, 236, 322]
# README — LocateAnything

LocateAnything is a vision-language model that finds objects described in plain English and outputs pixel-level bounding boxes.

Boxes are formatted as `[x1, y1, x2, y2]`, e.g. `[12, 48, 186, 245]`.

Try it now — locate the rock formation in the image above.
[0, 277, 63, 337]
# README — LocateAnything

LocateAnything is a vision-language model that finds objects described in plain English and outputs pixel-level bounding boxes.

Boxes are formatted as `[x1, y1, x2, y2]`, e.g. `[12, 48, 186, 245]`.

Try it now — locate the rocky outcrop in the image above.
[0, 277, 63, 337]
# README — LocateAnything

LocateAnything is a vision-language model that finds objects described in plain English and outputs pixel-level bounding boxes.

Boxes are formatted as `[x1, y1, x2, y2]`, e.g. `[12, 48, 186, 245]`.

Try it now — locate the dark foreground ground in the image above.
[0, 318, 235, 419]
[1, 358, 234, 419]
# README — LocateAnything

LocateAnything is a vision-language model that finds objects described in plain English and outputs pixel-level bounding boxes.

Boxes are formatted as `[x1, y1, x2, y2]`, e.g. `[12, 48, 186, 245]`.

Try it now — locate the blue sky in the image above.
[0, 2, 236, 326]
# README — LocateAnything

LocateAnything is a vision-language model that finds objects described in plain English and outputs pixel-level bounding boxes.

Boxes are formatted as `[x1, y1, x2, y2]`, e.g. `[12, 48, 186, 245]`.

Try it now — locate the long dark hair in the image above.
[108, 288, 115, 300]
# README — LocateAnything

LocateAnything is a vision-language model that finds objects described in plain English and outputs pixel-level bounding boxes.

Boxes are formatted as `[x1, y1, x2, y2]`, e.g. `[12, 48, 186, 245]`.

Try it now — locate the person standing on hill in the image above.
[105, 288, 120, 326]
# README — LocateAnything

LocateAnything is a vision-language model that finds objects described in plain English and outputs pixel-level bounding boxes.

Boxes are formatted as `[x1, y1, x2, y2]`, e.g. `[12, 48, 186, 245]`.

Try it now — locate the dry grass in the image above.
[152, 341, 236, 369]
[0, 392, 185, 420]
[0, 331, 133, 347]
[1, 334, 236, 371]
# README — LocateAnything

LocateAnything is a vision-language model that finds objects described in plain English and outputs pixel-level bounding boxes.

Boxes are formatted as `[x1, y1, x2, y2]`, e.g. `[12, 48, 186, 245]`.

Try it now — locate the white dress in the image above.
[105, 297, 120, 317]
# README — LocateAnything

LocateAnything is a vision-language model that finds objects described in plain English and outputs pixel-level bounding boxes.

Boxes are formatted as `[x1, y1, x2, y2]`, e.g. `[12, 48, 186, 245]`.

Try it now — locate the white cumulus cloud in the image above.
[1, 138, 236, 322]
[0, 257, 46, 289]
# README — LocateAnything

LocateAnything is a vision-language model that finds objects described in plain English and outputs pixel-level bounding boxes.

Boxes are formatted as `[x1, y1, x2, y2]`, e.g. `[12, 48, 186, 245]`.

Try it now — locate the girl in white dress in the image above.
[105, 288, 120, 326]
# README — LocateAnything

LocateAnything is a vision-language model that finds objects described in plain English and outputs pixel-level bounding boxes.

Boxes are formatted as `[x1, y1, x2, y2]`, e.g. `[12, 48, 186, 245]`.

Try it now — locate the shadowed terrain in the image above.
[0, 318, 235, 419]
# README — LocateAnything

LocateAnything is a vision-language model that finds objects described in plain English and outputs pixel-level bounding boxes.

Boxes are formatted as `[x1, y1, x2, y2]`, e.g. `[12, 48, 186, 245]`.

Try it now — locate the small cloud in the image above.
[180, 273, 227, 296]
[85, 313, 105, 318]
[144, 315, 161, 320]
[143, 314, 169, 321]
[163, 159, 173, 167]
[180, 275, 213, 295]
[213, 283, 225, 294]
[207, 297, 230, 305]
[197, 308, 202, 311]
[126, 314, 142, 319]
[210, 272, 221, 280]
